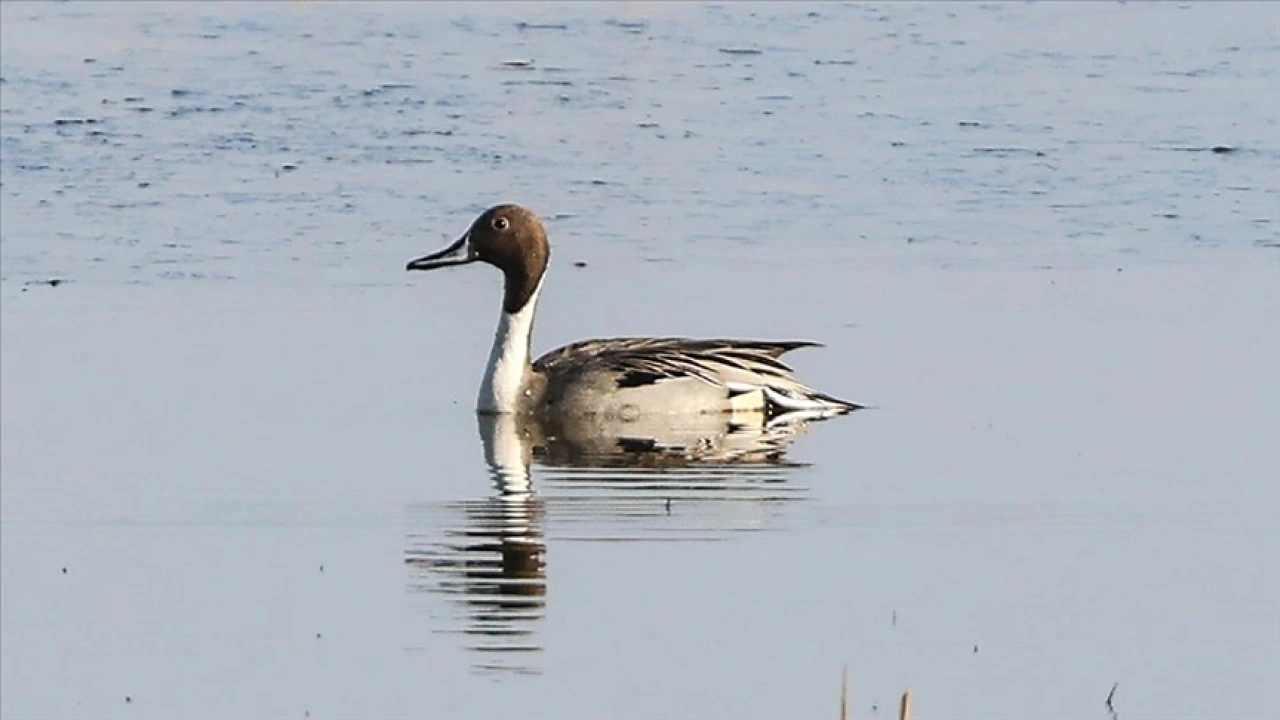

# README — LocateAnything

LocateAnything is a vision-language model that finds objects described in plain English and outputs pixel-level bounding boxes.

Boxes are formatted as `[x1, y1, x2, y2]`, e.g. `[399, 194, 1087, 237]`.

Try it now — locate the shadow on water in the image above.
[405, 409, 850, 676]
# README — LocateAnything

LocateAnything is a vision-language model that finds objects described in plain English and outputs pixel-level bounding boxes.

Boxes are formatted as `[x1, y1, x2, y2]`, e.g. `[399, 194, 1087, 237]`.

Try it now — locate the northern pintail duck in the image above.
[406, 204, 861, 421]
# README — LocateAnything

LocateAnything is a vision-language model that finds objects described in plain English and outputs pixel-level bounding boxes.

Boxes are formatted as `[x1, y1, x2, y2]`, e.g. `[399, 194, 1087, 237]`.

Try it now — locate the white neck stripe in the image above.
[477, 276, 543, 413]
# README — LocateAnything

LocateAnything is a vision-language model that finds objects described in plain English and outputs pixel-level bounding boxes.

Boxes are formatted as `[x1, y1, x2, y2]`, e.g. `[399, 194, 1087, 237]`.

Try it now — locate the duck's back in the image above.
[532, 337, 856, 419]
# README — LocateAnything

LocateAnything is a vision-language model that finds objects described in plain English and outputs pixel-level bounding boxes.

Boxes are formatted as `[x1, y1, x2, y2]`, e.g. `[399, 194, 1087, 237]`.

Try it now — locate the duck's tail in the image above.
[761, 384, 864, 416]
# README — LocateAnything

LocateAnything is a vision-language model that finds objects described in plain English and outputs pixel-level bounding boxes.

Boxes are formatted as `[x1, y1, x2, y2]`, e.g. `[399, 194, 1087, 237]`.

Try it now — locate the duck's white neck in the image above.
[477, 279, 543, 414]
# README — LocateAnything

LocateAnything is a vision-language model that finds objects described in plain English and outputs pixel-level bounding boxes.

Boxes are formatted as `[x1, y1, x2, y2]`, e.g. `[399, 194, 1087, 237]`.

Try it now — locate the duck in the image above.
[406, 204, 861, 422]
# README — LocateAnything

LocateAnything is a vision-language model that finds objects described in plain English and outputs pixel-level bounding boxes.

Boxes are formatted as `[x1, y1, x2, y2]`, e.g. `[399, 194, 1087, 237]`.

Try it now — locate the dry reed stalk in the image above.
[839, 665, 848, 720]
[899, 688, 913, 720]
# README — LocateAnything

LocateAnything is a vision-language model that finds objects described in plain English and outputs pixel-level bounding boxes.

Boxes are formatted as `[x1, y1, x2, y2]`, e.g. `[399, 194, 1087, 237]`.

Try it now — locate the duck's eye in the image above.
[492, 217, 509, 231]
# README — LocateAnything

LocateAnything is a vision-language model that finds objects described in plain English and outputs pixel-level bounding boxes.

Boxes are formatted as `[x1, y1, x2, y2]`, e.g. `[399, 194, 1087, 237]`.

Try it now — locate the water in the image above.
[2, 3, 1278, 719]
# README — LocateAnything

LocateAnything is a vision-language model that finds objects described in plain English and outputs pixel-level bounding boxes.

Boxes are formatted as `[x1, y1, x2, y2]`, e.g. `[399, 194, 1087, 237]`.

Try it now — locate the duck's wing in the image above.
[534, 337, 860, 414]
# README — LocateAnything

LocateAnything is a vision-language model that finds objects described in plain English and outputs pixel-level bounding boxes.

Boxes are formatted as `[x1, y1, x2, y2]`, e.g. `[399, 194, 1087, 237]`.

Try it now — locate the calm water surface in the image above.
[2, 3, 1278, 719]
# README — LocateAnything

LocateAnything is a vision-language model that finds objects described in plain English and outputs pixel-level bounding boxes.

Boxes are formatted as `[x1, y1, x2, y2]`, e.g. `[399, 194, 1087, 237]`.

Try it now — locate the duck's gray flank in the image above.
[406, 203, 861, 420]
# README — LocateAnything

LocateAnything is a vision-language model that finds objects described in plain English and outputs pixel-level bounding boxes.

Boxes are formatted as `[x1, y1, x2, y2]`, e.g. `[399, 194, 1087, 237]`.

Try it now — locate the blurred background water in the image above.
[2, 3, 1278, 720]
[2, 1, 1276, 286]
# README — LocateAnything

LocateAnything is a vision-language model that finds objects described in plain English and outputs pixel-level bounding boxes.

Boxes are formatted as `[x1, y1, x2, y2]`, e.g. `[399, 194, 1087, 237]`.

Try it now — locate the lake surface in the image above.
[2, 3, 1278, 719]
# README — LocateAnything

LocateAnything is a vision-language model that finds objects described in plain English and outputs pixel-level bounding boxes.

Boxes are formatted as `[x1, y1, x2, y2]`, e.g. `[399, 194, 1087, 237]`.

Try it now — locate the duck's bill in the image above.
[406, 233, 474, 271]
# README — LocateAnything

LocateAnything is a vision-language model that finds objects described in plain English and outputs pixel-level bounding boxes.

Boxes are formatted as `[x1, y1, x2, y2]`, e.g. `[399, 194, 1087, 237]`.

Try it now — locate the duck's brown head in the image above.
[407, 204, 550, 313]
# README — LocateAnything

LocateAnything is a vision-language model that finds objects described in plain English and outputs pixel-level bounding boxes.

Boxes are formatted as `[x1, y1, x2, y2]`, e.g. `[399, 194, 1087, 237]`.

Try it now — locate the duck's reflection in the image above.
[405, 410, 830, 675]
[404, 414, 547, 675]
